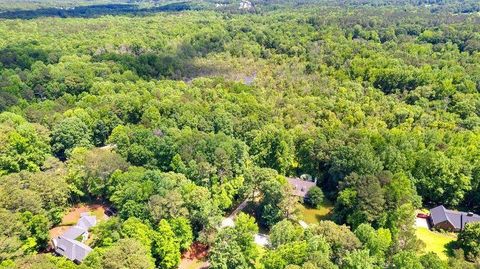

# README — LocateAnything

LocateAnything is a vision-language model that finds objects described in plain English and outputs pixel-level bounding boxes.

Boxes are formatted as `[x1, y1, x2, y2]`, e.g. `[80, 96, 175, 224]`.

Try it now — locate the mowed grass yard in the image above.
[298, 200, 334, 225]
[416, 227, 456, 260]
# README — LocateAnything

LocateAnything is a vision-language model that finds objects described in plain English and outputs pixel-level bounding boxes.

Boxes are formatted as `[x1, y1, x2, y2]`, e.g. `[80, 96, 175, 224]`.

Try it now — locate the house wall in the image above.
[433, 220, 456, 232]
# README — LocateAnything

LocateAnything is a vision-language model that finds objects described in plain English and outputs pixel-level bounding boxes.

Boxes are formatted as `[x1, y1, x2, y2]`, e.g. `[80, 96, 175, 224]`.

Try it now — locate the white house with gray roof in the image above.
[52, 213, 96, 263]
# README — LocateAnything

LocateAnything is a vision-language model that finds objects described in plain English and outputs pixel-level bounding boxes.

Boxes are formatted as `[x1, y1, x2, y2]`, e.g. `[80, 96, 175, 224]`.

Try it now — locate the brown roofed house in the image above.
[429, 205, 480, 232]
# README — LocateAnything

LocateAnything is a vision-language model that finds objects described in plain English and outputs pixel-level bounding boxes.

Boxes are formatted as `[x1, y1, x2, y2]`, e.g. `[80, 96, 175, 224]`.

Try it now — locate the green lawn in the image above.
[416, 227, 456, 260]
[298, 200, 334, 225]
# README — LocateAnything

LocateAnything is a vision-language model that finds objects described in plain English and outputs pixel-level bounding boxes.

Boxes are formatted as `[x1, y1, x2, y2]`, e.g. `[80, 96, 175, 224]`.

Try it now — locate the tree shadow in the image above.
[445, 240, 459, 258]
[0, 2, 195, 20]
[93, 41, 235, 82]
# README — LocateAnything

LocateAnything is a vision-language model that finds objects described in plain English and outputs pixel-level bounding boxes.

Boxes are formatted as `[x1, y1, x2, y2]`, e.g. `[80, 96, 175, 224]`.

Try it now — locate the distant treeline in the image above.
[0, 2, 193, 19]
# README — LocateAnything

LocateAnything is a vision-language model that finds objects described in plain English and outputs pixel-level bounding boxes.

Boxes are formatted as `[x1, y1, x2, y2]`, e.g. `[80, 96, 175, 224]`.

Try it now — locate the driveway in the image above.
[415, 217, 430, 229]
[219, 197, 270, 247]
[254, 233, 270, 247]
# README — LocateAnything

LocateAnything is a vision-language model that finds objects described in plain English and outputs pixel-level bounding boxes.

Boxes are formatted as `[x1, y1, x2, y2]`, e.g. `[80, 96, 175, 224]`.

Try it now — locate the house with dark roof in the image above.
[52, 213, 97, 263]
[429, 205, 480, 232]
[287, 177, 316, 199]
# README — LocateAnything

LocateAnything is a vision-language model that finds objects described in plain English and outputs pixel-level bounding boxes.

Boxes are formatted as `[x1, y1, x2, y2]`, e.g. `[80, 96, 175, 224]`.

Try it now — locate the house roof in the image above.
[287, 177, 316, 198]
[430, 205, 480, 230]
[53, 214, 97, 262]
[77, 213, 96, 230]
[54, 236, 92, 262]
[61, 226, 87, 240]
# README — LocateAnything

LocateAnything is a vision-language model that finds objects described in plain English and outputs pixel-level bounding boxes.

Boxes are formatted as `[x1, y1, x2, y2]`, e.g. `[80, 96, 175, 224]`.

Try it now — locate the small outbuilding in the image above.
[429, 205, 480, 232]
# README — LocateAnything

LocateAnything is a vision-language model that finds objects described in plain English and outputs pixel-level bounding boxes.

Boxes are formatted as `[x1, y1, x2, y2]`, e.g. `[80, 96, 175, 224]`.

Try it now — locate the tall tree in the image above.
[51, 117, 91, 160]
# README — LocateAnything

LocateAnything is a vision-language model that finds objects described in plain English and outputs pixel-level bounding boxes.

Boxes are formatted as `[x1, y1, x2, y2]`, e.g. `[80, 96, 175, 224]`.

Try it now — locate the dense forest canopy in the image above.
[1, 0, 480, 268]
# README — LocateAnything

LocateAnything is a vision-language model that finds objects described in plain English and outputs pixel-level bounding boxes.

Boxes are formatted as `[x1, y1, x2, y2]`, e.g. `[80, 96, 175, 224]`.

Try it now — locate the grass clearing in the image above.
[416, 227, 456, 260]
[298, 200, 334, 225]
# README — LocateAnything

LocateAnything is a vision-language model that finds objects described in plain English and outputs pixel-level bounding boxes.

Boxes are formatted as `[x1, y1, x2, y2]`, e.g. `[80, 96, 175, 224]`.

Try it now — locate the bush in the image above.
[306, 186, 324, 209]
[457, 222, 480, 261]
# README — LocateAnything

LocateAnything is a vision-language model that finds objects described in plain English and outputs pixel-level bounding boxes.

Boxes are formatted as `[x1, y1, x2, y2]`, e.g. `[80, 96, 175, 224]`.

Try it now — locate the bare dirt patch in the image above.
[179, 242, 209, 269]
[60, 203, 108, 225]
[48, 203, 109, 243]
[48, 226, 70, 240]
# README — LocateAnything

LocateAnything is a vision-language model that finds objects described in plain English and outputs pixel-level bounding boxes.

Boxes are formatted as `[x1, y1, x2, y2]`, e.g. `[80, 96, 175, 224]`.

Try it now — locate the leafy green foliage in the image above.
[391, 251, 423, 269]
[1, 0, 480, 267]
[457, 222, 480, 262]
[0, 112, 50, 175]
[342, 249, 376, 269]
[306, 186, 324, 209]
[84, 238, 155, 269]
[209, 213, 258, 269]
[153, 220, 180, 269]
[51, 117, 92, 159]
[168, 217, 193, 252]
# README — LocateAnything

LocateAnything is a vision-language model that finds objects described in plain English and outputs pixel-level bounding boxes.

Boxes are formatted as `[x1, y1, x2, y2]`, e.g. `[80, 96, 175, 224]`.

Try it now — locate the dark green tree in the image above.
[51, 117, 91, 159]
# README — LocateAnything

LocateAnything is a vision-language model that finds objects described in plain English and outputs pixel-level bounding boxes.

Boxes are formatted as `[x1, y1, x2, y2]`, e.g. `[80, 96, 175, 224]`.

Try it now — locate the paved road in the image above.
[229, 199, 249, 218]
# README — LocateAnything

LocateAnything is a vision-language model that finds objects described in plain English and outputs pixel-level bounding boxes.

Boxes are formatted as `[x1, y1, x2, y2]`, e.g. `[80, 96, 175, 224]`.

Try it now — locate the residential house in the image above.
[287, 177, 317, 201]
[52, 213, 97, 263]
[429, 205, 480, 232]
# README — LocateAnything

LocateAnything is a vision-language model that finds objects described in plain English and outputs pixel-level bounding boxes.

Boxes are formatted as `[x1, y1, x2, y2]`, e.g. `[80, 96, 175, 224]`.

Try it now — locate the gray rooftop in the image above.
[53, 237, 92, 262]
[61, 226, 87, 240]
[287, 177, 316, 198]
[430, 205, 480, 230]
[53, 214, 97, 262]
[77, 213, 96, 230]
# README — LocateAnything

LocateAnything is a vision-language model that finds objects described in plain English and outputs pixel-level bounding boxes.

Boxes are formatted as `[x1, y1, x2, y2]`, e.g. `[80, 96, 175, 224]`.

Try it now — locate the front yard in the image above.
[298, 200, 334, 225]
[416, 227, 456, 260]
[48, 203, 109, 244]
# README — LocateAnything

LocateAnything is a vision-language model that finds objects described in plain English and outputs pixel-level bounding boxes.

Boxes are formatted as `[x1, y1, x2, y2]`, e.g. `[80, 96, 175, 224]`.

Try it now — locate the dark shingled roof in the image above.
[287, 177, 316, 198]
[430, 205, 480, 230]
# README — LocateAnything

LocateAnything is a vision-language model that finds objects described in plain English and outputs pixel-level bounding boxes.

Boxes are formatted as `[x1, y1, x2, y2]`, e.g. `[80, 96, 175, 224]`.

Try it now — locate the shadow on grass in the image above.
[445, 240, 459, 257]
[241, 201, 270, 234]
